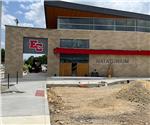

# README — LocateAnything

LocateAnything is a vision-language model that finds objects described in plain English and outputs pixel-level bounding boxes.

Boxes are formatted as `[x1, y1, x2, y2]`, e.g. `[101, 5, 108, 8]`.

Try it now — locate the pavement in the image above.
[1, 73, 50, 125]
[1, 73, 150, 125]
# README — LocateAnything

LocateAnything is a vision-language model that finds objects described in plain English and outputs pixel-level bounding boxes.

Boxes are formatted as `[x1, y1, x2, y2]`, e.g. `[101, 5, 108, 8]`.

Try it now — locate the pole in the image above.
[16, 72, 18, 84]
[8, 73, 9, 89]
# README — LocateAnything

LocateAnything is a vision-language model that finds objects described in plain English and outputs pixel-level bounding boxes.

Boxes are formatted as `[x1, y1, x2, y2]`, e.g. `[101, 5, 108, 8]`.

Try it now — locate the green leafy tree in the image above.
[25, 56, 34, 66]
[24, 55, 47, 65]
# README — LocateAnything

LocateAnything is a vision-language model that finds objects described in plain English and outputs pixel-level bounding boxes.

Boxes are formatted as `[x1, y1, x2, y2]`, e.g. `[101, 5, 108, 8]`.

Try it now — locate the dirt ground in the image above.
[47, 80, 150, 125]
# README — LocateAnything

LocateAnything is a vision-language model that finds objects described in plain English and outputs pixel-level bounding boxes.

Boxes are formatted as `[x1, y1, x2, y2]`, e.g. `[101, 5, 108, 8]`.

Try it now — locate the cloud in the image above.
[3, 0, 37, 4]
[1, 13, 16, 30]
[1, 4, 34, 30]
[16, 10, 23, 15]
[20, 4, 26, 9]
[24, 1, 45, 27]
[100, 0, 150, 15]
[1, 41, 5, 48]
[63, 0, 150, 15]
[19, 23, 34, 27]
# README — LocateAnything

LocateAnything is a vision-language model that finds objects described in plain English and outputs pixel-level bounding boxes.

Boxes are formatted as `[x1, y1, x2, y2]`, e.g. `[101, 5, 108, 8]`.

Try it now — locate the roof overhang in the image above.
[44, 1, 150, 29]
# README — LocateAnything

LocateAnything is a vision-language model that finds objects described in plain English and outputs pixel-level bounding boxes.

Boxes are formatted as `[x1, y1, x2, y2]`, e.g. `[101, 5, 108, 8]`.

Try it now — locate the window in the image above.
[59, 24, 92, 30]
[94, 18, 114, 25]
[137, 20, 146, 27]
[60, 54, 89, 63]
[126, 19, 135, 26]
[59, 17, 92, 24]
[116, 19, 127, 26]
[94, 25, 114, 30]
[60, 39, 89, 48]
[58, 17, 150, 33]
[116, 26, 135, 31]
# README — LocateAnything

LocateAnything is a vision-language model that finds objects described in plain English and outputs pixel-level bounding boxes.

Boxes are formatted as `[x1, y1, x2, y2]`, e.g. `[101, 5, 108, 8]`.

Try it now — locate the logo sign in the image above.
[23, 37, 48, 54]
[29, 39, 44, 52]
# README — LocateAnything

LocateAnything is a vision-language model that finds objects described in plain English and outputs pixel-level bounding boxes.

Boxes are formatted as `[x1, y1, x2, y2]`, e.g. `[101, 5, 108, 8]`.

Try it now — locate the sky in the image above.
[1, 0, 150, 58]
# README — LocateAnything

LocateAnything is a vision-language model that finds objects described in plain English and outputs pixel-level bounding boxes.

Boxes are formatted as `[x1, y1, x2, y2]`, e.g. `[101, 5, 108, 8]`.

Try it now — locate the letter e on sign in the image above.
[29, 39, 44, 52]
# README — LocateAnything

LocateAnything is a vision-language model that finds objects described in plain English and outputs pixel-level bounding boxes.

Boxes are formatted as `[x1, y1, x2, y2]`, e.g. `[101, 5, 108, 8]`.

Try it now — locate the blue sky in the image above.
[1, 0, 150, 58]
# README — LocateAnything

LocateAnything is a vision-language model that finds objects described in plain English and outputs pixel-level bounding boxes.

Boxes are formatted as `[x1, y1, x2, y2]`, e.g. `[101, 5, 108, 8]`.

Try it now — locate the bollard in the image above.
[16, 72, 18, 84]
[8, 73, 9, 89]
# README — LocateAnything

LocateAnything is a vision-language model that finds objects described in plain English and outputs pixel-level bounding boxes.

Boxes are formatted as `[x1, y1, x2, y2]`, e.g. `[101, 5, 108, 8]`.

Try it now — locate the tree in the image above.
[38, 55, 47, 64]
[1, 48, 5, 63]
[24, 56, 34, 66]
[24, 55, 47, 66]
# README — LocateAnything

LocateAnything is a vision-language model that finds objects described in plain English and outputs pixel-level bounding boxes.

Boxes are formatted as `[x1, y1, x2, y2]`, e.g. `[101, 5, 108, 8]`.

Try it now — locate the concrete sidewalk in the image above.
[47, 77, 150, 85]
[1, 73, 50, 125]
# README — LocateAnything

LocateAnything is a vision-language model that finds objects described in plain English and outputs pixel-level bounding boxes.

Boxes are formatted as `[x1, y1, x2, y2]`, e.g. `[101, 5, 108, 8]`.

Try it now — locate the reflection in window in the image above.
[59, 17, 92, 24]
[59, 24, 92, 30]
[116, 19, 127, 26]
[136, 27, 150, 32]
[58, 17, 150, 33]
[116, 26, 135, 31]
[60, 54, 89, 63]
[60, 39, 89, 48]
[94, 25, 114, 30]
[94, 18, 114, 25]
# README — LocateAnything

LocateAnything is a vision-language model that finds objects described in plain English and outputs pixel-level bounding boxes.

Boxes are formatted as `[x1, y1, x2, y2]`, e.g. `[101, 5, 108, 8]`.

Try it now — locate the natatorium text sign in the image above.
[96, 58, 129, 64]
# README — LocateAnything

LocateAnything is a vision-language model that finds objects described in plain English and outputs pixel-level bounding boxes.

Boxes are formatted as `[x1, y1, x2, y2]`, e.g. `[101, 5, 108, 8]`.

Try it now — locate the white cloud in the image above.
[3, 0, 38, 4]
[63, 0, 150, 15]
[1, 4, 34, 30]
[1, 41, 5, 48]
[24, 1, 45, 28]
[19, 23, 34, 27]
[99, 0, 150, 15]
[20, 4, 26, 9]
[1, 13, 16, 30]
[1, 4, 16, 30]
[16, 10, 23, 15]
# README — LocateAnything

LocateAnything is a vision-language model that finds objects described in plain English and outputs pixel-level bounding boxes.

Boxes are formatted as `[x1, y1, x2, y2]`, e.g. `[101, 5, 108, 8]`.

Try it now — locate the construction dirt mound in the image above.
[116, 80, 150, 104]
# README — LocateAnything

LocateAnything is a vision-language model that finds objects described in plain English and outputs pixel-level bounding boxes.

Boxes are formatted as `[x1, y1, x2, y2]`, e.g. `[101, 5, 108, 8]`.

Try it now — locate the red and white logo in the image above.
[29, 39, 44, 52]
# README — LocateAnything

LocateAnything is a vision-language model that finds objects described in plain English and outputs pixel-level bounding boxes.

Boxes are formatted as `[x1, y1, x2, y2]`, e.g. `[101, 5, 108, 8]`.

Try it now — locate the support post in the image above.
[16, 71, 18, 84]
[8, 73, 9, 89]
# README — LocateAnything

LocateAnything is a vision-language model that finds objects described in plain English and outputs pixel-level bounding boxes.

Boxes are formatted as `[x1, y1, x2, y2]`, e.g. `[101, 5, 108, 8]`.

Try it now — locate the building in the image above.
[5, 1, 150, 77]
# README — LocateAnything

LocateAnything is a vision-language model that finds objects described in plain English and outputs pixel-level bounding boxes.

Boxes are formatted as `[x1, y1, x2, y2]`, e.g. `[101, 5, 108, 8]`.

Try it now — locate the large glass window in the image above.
[60, 54, 89, 63]
[59, 17, 93, 24]
[116, 19, 127, 26]
[58, 17, 150, 33]
[94, 25, 114, 30]
[94, 18, 114, 25]
[60, 39, 89, 48]
[59, 24, 92, 30]
[126, 19, 135, 26]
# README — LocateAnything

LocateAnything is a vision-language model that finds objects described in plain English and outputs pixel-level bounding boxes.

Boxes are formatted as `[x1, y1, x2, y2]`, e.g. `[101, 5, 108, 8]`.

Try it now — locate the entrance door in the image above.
[60, 63, 72, 76]
[77, 63, 89, 76]
[72, 63, 77, 76]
